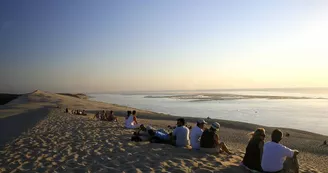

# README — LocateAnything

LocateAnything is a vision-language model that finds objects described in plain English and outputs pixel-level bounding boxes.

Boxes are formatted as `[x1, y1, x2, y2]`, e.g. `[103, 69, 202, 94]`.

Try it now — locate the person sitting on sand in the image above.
[323, 140, 327, 145]
[148, 129, 171, 144]
[93, 112, 100, 120]
[106, 110, 118, 122]
[131, 124, 149, 142]
[200, 122, 232, 154]
[242, 128, 266, 172]
[125, 110, 131, 119]
[104, 111, 109, 120]
[76, 110, 82, 115]
[131, 124, 172, 143]
[100, 110, 106, 120]
[172, 118, 190, 147]
[65, 108, 69, 113]
[125, 110, 139, 129]
[261, 129, 299, 173]
[132, 110, 138, 123]
[190, 120, 207, 150]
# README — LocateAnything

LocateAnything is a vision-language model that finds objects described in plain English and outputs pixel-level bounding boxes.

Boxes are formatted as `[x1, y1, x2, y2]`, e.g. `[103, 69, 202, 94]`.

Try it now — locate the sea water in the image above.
[90, 89, 328, 135]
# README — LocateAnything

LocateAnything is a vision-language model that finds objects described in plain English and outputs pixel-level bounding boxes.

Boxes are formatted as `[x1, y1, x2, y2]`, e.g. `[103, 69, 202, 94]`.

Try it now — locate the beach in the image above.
[0, 91, 327, 172]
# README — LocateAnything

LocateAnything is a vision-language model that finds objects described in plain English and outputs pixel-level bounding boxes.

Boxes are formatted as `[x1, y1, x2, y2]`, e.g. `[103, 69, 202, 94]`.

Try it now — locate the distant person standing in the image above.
[261, 129, 299, 173]
[190, 120, 207, 150]
[172, 118, 190, 147]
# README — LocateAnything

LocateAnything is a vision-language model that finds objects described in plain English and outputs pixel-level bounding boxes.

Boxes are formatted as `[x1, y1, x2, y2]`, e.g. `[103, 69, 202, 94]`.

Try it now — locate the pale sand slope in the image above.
[0, 90, 148, 119]
[0, 90, 327, 172]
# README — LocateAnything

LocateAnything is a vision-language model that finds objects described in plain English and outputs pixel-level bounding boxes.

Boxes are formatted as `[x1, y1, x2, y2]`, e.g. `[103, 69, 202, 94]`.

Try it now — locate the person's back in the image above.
[125, 115, 134, 127]
[262, 141, 294, 172]
[94, 112, 100, 119]
[242, 128, 265, 172]
[261, 129, 298, 173]
[200, 129, 215, 148]
[243, 138, 263, 171]
[190, 126, 203, 149]
[173, 126, 190, 147]
[107, 111, 116, 121]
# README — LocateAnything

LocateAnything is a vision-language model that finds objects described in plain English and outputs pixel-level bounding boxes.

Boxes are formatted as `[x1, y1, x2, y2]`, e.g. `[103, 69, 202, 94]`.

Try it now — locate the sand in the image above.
[0, 90, 327, 173]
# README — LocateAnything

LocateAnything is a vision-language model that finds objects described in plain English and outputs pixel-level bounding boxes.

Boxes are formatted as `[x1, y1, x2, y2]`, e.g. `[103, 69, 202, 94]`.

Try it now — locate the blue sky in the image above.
[1, 0, 328, 93]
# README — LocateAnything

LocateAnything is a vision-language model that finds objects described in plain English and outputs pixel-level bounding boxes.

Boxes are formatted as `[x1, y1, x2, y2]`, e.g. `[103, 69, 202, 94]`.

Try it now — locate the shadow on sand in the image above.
[0, 108, 49, 147]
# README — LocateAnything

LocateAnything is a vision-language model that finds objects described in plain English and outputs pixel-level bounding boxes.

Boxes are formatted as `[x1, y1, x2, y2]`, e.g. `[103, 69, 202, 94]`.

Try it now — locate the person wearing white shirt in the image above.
[190, 120, 207, 149]
[125, 110, 139, 129]
[172, 118, 190, 147]
[261, 129, 299, 173]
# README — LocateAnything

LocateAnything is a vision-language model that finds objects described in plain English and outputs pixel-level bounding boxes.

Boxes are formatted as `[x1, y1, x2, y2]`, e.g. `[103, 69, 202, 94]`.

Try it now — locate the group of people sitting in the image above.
[65, 108, 87, 115]
[93, 110, 118, 122]
[91, 109, 299, 173]
[129, 117, 233, 154]
[127, 114, 300, 173]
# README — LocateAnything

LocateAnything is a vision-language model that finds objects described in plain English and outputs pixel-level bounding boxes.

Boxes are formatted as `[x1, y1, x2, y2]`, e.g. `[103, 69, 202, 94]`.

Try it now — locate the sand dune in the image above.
[0, 109, 243, 172]
[0, 91, 327, 172]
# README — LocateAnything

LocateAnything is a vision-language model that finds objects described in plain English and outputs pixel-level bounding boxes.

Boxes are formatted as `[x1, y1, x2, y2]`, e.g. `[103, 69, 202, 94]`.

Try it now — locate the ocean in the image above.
[90, 88, 328, 135]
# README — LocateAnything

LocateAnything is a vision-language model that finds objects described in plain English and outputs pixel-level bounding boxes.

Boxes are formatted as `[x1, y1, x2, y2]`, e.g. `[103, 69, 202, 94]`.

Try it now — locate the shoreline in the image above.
[89, 97, 328, 138]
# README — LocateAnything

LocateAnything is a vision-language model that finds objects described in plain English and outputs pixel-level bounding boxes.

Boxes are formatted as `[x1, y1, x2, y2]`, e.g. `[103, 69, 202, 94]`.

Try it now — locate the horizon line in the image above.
[86, 87, 328, 94]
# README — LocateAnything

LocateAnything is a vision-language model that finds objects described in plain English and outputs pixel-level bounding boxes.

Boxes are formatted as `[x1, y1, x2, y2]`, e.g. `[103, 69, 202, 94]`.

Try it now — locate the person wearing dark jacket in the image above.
[200, 122, 232, 154]
[242, 128, 266, 172]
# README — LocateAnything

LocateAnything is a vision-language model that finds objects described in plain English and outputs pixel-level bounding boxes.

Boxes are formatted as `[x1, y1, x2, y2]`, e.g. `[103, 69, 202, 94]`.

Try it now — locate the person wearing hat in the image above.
[200, 122, 232, 154]
[190, 120, 207, 150]
[172, 118, 190, 147]
[242, 128, 266, 172]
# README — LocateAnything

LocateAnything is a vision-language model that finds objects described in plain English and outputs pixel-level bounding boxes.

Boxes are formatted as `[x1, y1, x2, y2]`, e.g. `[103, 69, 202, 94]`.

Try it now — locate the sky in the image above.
[1, 0, 328, 93]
